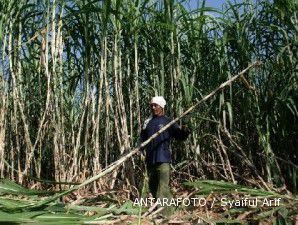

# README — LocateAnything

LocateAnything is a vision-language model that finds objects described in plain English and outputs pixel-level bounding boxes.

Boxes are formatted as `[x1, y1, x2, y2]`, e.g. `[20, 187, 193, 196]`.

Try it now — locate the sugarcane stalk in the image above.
[22, 61, 261, 211]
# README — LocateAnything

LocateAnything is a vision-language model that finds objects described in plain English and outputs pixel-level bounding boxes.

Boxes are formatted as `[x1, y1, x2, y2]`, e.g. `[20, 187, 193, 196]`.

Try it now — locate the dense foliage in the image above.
[0, 0, 297, 194]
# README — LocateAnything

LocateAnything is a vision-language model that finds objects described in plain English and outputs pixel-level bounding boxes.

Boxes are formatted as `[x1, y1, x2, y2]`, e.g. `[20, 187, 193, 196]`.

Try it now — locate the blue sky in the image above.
[205, 0, 228, 9]
[184, 0, 228, 10]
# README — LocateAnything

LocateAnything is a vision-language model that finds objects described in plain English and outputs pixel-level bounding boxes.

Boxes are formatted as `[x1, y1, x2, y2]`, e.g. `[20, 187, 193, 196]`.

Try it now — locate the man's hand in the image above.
[181, 125, 190, 134]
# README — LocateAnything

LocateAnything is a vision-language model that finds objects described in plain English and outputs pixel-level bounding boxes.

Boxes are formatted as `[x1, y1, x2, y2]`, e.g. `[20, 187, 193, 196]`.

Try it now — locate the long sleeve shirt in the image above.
[140, 115, 189, 165]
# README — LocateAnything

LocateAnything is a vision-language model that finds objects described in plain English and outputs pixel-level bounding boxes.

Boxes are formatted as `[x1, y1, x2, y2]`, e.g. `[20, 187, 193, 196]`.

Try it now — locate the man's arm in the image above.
[170, 122, 190, 141]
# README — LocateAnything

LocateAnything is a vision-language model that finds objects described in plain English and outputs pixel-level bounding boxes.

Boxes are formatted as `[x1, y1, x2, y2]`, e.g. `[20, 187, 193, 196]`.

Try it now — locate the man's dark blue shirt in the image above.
[140, 115, 189, 165]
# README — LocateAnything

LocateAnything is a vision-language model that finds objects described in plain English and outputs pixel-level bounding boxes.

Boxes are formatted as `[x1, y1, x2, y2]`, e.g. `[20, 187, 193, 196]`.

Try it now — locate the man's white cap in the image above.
[150, 96, 166, 108]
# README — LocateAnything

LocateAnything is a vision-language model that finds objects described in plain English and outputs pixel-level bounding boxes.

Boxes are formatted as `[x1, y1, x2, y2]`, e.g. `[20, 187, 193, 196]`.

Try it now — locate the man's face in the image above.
[150, 103, 164, 116]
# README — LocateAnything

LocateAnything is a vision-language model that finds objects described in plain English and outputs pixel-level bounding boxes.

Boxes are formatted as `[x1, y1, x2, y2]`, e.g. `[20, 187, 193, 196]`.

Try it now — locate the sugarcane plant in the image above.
[0, 0, 297, 223]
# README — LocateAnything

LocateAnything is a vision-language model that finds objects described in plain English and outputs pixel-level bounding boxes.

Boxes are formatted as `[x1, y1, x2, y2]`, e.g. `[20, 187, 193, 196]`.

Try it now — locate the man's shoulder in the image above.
[143, 115, 172, 130]
[142, 116, 152, 130]
[162, 115, 172, 123]
[163, 115, 171, 120]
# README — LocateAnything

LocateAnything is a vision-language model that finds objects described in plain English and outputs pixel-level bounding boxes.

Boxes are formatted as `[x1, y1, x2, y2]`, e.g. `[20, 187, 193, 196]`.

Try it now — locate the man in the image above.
[140, 96, 190, 216]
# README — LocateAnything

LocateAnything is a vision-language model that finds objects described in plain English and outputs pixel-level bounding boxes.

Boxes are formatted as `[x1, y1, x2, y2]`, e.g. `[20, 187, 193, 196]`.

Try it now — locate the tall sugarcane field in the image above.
[0, 0, 297, 224]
